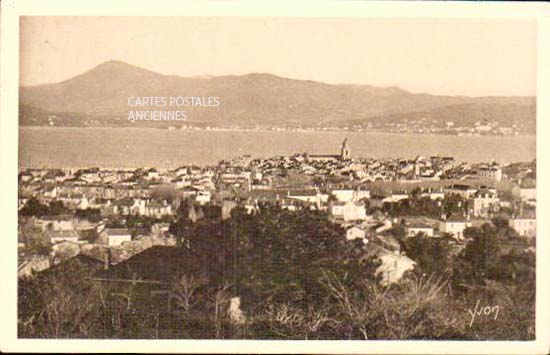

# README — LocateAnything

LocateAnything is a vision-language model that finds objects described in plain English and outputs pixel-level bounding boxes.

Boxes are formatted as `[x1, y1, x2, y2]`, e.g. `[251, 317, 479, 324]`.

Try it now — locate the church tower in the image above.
[340, 138, 351, 160]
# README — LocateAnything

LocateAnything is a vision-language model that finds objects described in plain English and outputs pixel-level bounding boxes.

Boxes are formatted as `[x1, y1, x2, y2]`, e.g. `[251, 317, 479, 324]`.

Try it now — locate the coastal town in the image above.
[12, 13, 540, 344]
[18, 139, 536, 286]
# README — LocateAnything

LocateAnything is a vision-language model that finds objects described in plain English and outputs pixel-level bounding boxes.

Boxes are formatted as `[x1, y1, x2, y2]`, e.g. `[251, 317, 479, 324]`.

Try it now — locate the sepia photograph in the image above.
[2, 1, 550, 354]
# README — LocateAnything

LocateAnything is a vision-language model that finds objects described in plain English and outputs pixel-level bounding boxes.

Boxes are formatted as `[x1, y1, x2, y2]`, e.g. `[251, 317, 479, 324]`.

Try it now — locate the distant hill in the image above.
[19, 60, 536, 132]
[344, 100, 536, 134]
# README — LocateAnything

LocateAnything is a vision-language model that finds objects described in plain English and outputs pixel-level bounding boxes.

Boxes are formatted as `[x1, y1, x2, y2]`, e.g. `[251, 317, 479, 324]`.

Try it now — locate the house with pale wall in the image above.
[98, 228, 132, 247]
[438, 217, 472, 241]
[406, 223, 434, 237]
[508, 217, 536, 238]
[330, 201, 367, 222]
[375, 251, 416, 286]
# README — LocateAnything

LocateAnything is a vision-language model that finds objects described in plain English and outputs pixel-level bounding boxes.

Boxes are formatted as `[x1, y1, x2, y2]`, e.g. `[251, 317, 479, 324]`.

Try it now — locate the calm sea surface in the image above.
[19, 127, 536, 168]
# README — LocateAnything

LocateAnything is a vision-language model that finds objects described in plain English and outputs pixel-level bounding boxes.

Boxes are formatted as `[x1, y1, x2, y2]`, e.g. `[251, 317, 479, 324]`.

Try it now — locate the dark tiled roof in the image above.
[446, 184, 475, 191]
[288, 190, 320, 197]
[38, 254, 104, 277]
[94, 246, 196, 284]
[46, 230, 80, 240]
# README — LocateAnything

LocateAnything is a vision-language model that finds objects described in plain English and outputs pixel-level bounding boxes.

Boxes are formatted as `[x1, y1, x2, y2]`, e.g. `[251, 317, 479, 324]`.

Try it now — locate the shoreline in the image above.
[18, 125, 536, 139]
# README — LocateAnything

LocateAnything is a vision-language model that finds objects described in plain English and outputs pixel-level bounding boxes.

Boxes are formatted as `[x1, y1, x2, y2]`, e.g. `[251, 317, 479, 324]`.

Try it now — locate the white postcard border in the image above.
[1, 1, 549, 353]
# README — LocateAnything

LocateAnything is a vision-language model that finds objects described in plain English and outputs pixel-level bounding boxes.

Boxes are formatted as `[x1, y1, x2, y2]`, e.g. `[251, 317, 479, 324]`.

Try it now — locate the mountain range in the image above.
[19, 60, 535, 132]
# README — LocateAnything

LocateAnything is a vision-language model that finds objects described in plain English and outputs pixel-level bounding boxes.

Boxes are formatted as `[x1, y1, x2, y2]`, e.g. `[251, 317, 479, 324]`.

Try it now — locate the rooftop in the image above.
[407, 223, 433, 229]
[46, 230, 80, 239]
[94, 246, 195, 284]
[104, 228, 132, 236]
[37, 254, 104, 278]
[446, 184, 475, 191]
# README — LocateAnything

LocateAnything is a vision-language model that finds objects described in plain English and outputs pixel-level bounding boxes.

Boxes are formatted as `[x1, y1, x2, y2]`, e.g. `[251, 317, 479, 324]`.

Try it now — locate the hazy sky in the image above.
[20, 16, 537, 96]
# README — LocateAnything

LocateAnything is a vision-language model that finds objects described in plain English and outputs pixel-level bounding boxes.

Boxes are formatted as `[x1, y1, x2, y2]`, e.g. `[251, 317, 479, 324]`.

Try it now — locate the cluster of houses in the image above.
[18, 212, 175, 278]
[212, 140, 508, 193]
[18, 140, 511, 215]
[18, 140, 536, 285]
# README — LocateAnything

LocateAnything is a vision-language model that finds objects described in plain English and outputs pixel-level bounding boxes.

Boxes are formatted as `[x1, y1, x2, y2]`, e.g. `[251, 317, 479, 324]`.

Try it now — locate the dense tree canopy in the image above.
[404, 233, 454, 277]
[169, 207, 370, 311]
[20, 198, 71, 218]
[379, 194, 467, 219]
